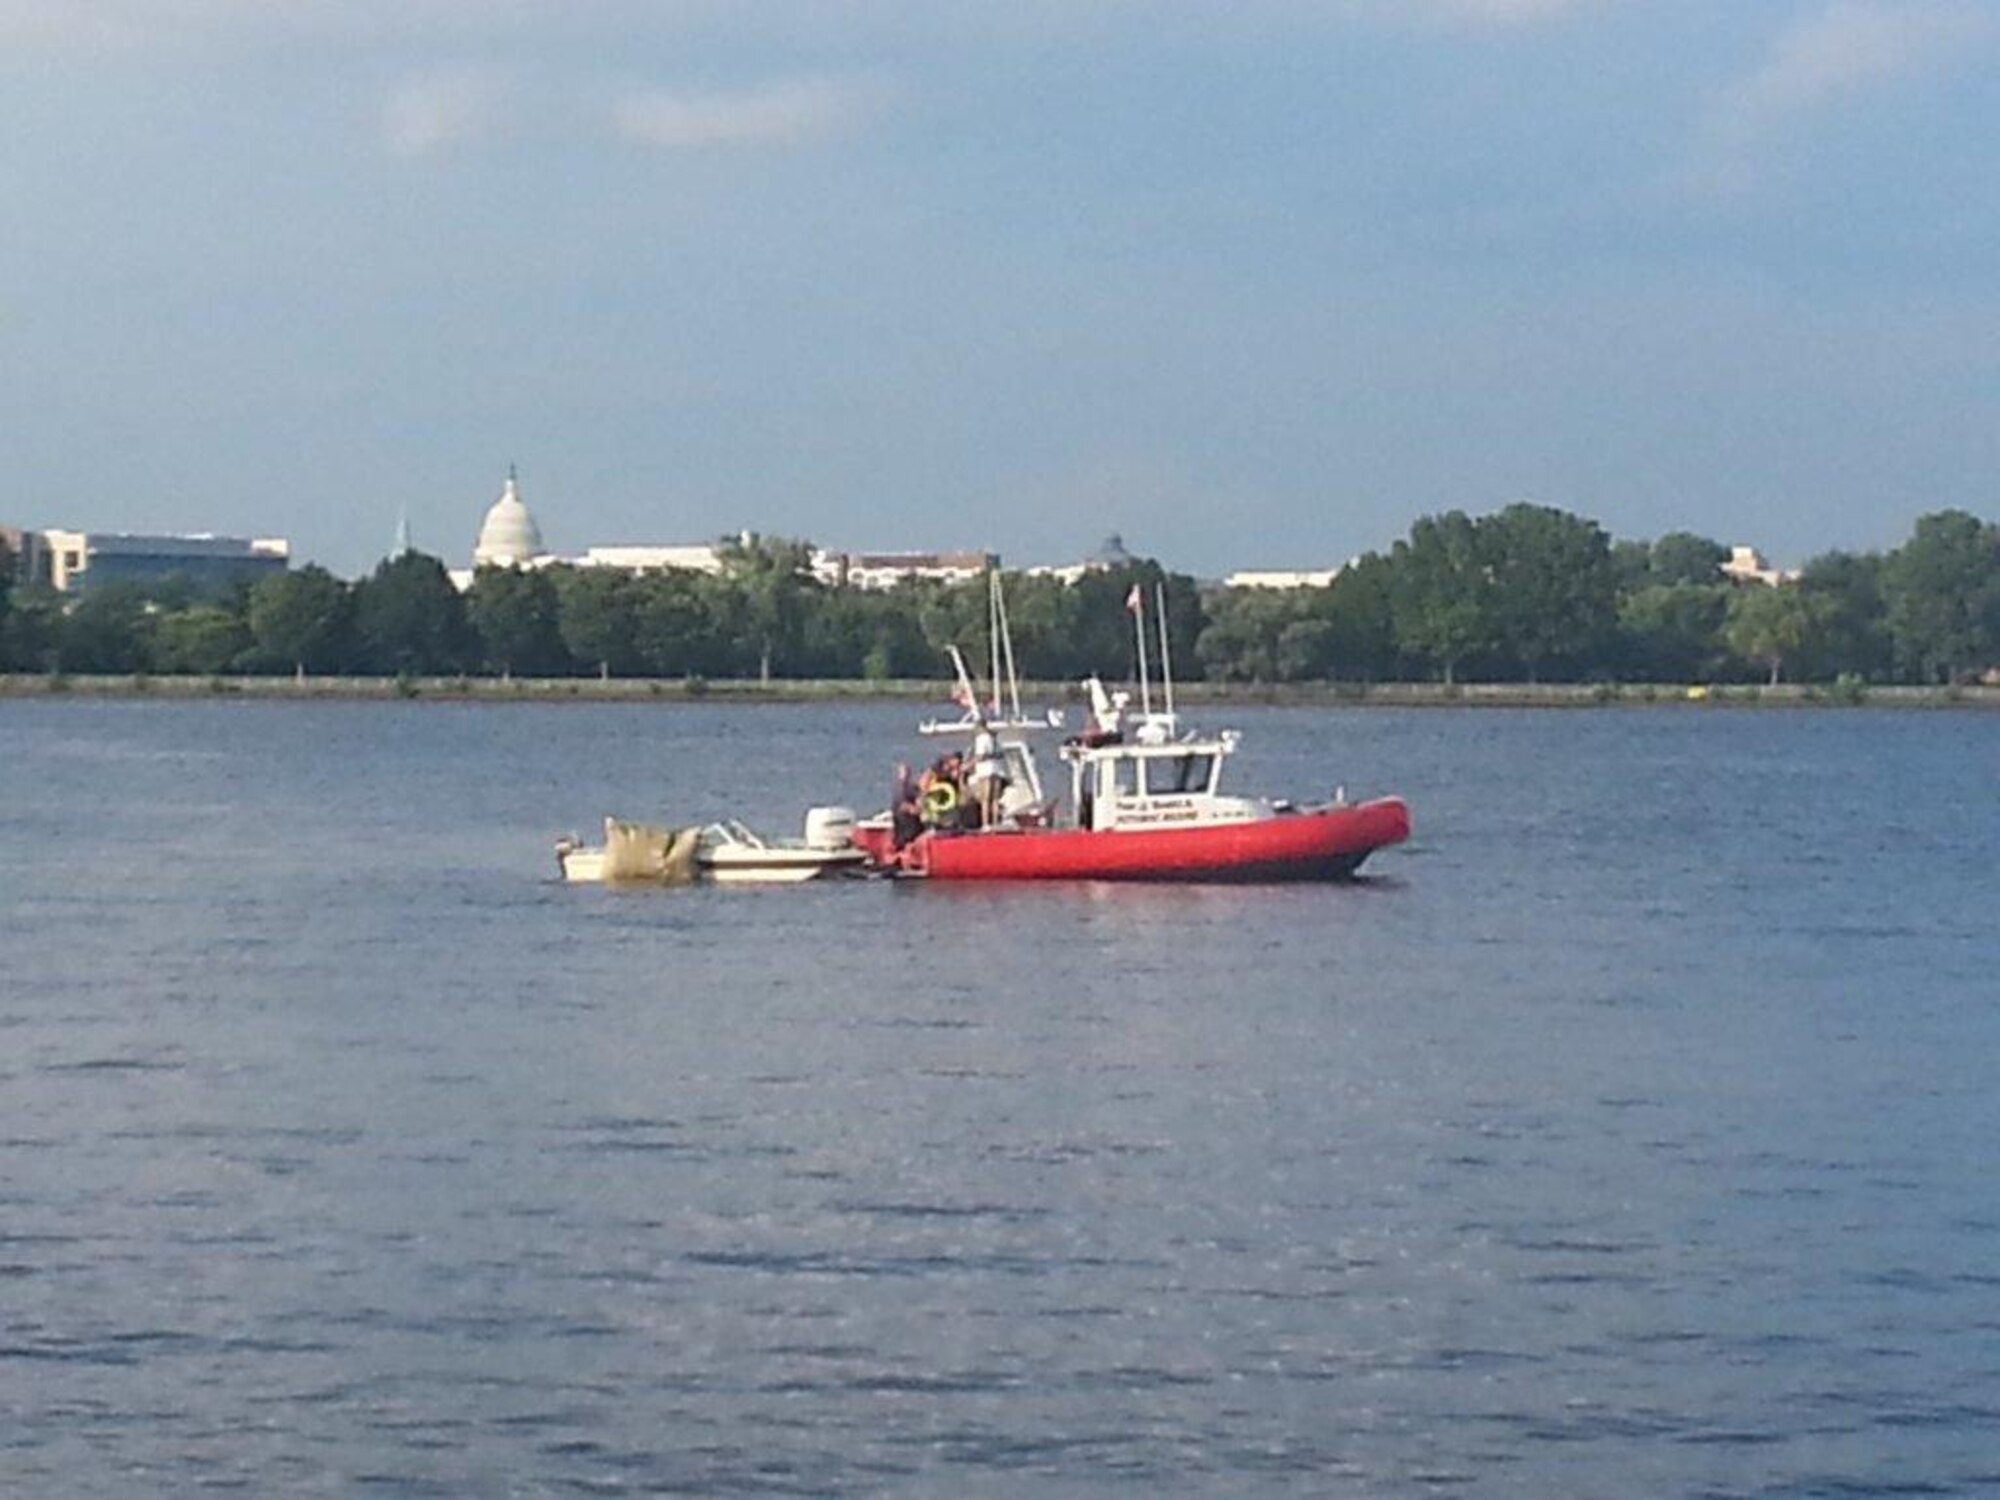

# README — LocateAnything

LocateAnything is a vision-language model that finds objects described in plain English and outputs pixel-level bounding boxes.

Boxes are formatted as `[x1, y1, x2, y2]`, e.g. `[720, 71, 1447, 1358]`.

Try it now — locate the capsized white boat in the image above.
[557, 806, 867, 885]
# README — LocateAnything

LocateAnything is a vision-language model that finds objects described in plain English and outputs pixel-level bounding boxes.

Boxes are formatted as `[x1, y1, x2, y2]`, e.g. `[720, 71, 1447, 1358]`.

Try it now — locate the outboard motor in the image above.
[803, 805, 857, 850]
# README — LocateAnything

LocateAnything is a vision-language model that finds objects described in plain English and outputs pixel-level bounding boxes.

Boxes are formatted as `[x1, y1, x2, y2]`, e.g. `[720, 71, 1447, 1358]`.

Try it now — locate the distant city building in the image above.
[1088, 533, 1136, 569]
[34, 529, 289, 596]
[1, 524, 49, 586]
[472, 468, 549, 570]
[818, 550, 998, 590]
[447, 468, 1001, 592]
[580, 544, 727, 576]
[1225, 567, 1342, 590]
[1024, 533, 1137, 585]
[1722, 545, 1798, 587]
[452, 470, 726, 589]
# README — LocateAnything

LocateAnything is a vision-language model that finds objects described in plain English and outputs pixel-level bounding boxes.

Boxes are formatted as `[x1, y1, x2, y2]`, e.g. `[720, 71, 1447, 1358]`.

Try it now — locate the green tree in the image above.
[1618, 583, 1728, 682]
[550, 565, 641, 678]
[1068, 562, 1204, 683]
[1314, 554, 1399, 681]
[1611, 538, 1654, 594]
[150, 604, 250, 675]
[1194, 589, 1290, 682]
[1647, 532, 1729, 587]
[1723, 585, 1832, 686]
[0, 585, 62, 672]
[717, 534, 820, 682]
[1881, 510, 1999, 683]
[632, 569, 723, 678]
[1795, 550, 1892, 681]
[1481, 503, 1619, 681]
[57, 584, 152, 673]
[1388, 510, 1495, 684]
[989, 572, 1080, 682]
[467, 565, 568, 678]
[912, 579, 987, 670]
[351, 551, 471, 675]
[800, 584, 932, 679]
[248, 566, 351, 678]
[1275, 616, 1336, 681]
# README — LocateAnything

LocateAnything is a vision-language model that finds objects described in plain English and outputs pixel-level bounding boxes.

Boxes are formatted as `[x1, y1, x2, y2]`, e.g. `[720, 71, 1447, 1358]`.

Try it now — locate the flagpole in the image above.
[997, 574, 1023, 723]
[987, 570, 1002, 720]
[1131, 584, 1152, 717]
[1155, 582, 1175, 721]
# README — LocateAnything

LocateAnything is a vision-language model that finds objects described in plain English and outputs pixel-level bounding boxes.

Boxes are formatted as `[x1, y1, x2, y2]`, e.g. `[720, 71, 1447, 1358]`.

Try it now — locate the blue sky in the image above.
[3, 0, 1996, 579]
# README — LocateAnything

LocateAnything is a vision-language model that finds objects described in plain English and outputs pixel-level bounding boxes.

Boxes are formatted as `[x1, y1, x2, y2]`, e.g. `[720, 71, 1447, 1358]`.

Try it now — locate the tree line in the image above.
[1, 508, 1995, 687]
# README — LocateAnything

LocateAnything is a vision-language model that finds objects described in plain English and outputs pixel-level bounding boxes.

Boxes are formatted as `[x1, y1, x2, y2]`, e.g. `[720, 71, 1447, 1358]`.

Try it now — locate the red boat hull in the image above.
[877, 797, 1409, 883]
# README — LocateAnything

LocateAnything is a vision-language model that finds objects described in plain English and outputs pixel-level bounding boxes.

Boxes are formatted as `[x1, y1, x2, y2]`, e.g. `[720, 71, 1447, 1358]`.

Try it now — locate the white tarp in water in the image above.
[600, 819, 703, 884]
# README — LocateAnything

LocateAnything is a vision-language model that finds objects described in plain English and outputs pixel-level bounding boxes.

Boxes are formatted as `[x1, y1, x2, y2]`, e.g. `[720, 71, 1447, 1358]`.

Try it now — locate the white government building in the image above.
[451, 470, 1783, 596]
[449, 471, 995, 592]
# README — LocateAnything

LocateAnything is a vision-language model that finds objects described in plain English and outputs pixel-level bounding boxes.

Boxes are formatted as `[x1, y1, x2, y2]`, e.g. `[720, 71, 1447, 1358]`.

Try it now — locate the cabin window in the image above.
[1108, 758, 1139, 797]
[1141, 754, 1213, 795]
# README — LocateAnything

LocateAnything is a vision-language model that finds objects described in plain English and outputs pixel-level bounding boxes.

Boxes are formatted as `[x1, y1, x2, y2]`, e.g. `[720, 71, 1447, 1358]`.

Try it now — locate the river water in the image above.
[2, 699, 1995, 1496]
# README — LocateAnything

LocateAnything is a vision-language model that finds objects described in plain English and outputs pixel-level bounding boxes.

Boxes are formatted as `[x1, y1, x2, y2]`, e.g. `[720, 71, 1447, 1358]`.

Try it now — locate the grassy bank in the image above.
[4, 673, 1996, 709]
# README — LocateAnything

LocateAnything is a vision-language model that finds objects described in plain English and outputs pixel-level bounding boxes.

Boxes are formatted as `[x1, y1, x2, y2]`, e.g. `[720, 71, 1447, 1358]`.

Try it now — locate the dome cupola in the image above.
[473, 466, 545, 568]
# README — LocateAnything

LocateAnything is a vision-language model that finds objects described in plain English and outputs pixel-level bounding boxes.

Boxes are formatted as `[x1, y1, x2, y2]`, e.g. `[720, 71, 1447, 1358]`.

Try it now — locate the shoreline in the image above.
[4, 673, 1995, 710]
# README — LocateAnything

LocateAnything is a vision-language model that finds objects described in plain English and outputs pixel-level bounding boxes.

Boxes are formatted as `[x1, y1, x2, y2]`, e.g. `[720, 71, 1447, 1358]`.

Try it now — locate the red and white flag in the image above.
[1124, 584, 1143, 614]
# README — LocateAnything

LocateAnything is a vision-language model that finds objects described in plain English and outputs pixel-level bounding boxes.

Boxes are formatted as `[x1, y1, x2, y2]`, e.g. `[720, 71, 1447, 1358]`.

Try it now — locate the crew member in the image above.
[891, 763, 922, 848]
[967, 728, 1008, 828]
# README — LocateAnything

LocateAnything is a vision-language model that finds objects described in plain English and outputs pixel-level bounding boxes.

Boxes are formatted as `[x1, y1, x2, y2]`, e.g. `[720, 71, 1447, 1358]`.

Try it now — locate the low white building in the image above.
[818, 550, 998, 590]
[1224, 567, 1342, 590]
[580, 544, 727, 576]
[1722, 545, 1798, 587]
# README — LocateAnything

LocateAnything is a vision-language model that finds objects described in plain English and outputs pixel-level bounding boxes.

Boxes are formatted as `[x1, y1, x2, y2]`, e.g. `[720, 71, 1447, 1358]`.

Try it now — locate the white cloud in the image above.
[381, 67, 513, 158]
[1688, 0, 1991, 194]
[1727, 0, 1987, 123]
[612, 80, 883, 152]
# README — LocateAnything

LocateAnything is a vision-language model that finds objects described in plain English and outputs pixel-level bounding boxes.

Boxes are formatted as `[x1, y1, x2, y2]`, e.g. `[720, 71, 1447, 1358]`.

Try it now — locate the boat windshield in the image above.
[1141, 753, 1214, 795]
[1109, 756, 1138, 796]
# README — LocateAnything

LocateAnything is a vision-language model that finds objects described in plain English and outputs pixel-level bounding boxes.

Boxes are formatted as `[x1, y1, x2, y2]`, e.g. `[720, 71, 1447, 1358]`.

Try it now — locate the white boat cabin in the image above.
[1057, 679, 1271, 833]
[912, 580, 1297, 837]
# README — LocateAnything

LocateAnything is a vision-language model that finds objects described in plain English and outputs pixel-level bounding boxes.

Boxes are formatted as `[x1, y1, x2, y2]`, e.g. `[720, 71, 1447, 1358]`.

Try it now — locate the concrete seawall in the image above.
[4, 674, 1995, 709]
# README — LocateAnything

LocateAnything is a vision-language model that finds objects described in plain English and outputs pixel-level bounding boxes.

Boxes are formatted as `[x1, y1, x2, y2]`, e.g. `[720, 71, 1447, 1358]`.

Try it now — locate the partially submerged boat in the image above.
[558, 807, 866, 885]
[853, 582, 1411, 883]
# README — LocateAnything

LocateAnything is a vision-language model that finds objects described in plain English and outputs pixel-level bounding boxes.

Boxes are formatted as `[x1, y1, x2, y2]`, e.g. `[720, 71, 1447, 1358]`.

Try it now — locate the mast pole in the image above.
[947, 644, 981, 728]
[987, 570, 1002, 719]
[1133, 585, 1153, 717]
[996, 576, 1024, 722]
[1156, 581, 1175, 721]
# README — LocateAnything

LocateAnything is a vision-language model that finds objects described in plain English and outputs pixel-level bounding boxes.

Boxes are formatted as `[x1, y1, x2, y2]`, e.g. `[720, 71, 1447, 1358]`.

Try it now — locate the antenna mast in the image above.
[995, 575, 1024, 722]
[1132, 584, 1153, 717]
[986, 571, 1002, 720]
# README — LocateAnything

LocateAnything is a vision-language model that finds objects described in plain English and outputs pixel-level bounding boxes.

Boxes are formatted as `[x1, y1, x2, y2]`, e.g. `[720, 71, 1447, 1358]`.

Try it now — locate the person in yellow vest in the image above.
[919, 751, 965, 829]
